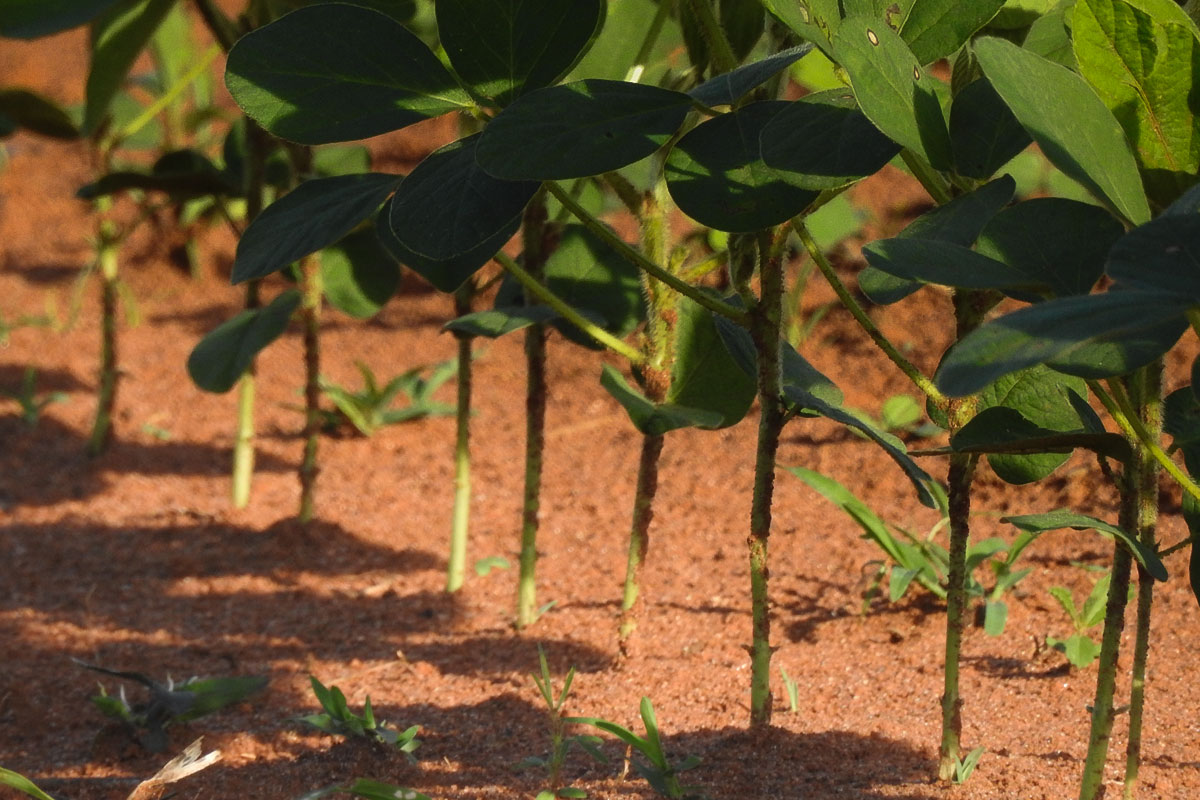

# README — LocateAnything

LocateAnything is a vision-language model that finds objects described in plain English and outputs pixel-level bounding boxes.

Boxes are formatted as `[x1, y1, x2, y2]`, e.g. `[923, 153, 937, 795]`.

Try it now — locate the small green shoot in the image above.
[2, 367, 67, 427]
[588, 698, 701, 799]
[0, 767, 57, 800]
[1046, 572, 1129, 669]
[952, 746, 985, 785]
[319, 359, 457, 436]
[518, 646, 606, 800]
[299, 676, 421, 759]
[779, 666, 799, 713]
[299, 778, 431, 800]
[474, 555, 511, 577]
[76, 660, 267, 752]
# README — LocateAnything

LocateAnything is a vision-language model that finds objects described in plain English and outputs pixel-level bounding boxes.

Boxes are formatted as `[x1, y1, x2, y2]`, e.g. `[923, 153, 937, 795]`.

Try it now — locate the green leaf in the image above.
[974, 36, 1151, 226]
[666, 101, 818, 232]
[388, 134, 538, 261]
[0, 0, 123, 38]
[863, 238, 1044, 298]
[1183, 491, 1200, 606]
[1164, 386, 1200, 475]
[833, 17, 952, 170]
[543, 223, 645, 344]
[1024, 1, 1077, 66]
[84, 0, 175, 135]
[900, 0, 1006, 64]
[975, 199, 1122, 298]
[377, 197, 516, 294]
[983, 600, 1008, 636]
[1106, 212, 1200, 300]
[320, 228, 400, 319]
[475, 79, 693, 180]
[1073, 0, 1200, 209]
[786, 466, 908, 566]
[949, 78, 1032, 179]
[761, 0, 842, 53]
[952, 405, 1131, 462]
[187, 290, 300, 393]
[667, 296, 756, 428]
[601, 365, 724, 435]
[935, 291, 1191, 395]
[233, 173, 400, 283]
[568, 0, 684, 81]
[175, 675, 268, 721]
[225, 4, 472, 145]
[437, 0, 605, 106]
[1081, 572, 1114, 627]
[0, 89, 80, 139]
[78, 149, 236, 200]
[444, 306, 561, 338]
[474, 555, 510, 576]
[759, 92, 902, 191]
[0, 769, 57, 800]
[975, 368, 1094, 483]
[690, 45, 813, 108]
[1003, 510, 1168, 580]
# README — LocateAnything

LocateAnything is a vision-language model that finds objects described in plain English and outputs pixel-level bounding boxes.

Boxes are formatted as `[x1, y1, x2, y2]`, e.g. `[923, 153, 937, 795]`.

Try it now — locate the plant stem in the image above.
[447, 282, 474, 593]
[517, 192, 551, 629]
[1078, 370, 1152, 800]
[1123, 361, 1163, 800]
[88, 219, 120, 456]
[619, 432, 666, 652]
[546, 181, 749, 325]
[297, 255, 322, 522]
[748, 232, 785, 728]
[937, 289, 985, 781]
[683, 0, 739, 75]
[900, 149, 954, 206]
[793, 217, 946, 407]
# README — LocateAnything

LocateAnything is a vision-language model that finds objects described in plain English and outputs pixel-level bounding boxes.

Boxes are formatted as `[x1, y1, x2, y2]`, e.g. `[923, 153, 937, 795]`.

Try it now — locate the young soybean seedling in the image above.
[318, 359, 458, 436]
[299, 676, 420, 760]
[298, 778, 430, 800]
[589, 698, 701, 799]
[519, 646, 606, 800]
[952, 746, 985, 785]
[779, 666, 800, 714]
[2, 367, 68, 427]
[1046, 571, 1127, 670]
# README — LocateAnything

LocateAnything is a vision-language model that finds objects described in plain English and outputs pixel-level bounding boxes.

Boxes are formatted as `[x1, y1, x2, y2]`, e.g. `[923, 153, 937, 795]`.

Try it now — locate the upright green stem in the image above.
[683, 0, 739, 74]
[297, 256, 322, 523]
[1124, 361, 1163, 800]
[748, 233, 785, 728]
[1079, 368, 1155, 800]
[937, 289, 986, 780]
[517, 191, 551, 629]
[88, 219, 121, 456]
[447, 283, 475, 593]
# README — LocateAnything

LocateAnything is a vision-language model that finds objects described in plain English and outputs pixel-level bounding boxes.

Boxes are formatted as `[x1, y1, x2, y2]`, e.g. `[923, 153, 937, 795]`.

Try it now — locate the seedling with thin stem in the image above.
[299, 676, 420, 759]
[1, 368, 67, 427]
[318, 359, 457, 436]
[1045, 570, 1123, 670]
[951, 746, 985, 785]
[587, 698, 702, 799]
[779, 666, 799, 714]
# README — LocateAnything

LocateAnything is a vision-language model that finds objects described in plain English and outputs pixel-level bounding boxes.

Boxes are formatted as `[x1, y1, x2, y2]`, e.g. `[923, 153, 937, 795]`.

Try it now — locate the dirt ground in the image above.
[3, 26, 1200, 800]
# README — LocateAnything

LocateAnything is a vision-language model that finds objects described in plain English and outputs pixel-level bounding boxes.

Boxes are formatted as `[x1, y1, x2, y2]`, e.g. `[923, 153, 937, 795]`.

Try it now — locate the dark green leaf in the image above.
[84, 0, 175, 135]
[667, 296, 756, 427]
[377, 196, 517, 294]
[187, 290, 300, 393]
[1105, 213, 1200, 300]
[544, 223, 645, 344]
[690, 45, 813, 108]
[833, 17, 953, 170]
[233, 173, 401, 283]
[759, 92, 902, 191]
[437, 0, 605, 106]
[863, 238, 1043, 298]
[666, 101, 818, 232]
[858, 267, 921, 305]
[0, 0, 123, 38]
[600, 365, 724, 435]
[976, 199, 1121, 298]
[952, 406, 1131, 464]
[0, 89, 80, 139]
[388, 134, 537, 261]
[320, 228, 400, 319]
[444, 306, 561, 338]
[475, 79, 692, 180]
[1164, 386, 1200, 475]
[1183, 491, 1200, 606]
[936, 291, 1191, 396]
[1002, 510, 1167, 580]
[900, 0, 1006, 64]
[950, 78, 1031, 179]
[760, 0, 841, 53]
[225, 4, 471, 145]
[974, 36, 1151, 226]
[78, 149, 236, 199]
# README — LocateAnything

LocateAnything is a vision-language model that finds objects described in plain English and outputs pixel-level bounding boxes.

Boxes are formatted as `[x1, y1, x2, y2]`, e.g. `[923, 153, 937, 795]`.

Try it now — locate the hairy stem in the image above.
[749, 233, 784, 728]
[1124, 361, 1163, 800]
[516, 192, 551, 629]
[619, 432, 666, 653]
[447, 283, 474, 593]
